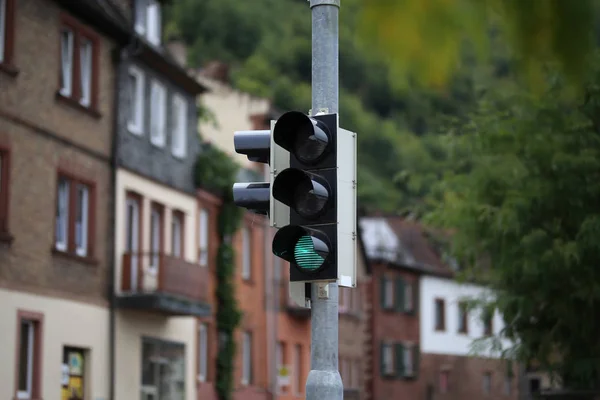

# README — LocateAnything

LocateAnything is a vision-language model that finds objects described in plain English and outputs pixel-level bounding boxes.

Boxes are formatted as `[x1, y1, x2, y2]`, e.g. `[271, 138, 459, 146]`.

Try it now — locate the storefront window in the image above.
[141, 338, 185, 400]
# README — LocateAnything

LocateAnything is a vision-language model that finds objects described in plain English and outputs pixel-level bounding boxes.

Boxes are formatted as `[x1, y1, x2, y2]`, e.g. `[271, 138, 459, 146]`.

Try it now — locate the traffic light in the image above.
[271, 111, 357, 287]
[232, 129, 272, 215]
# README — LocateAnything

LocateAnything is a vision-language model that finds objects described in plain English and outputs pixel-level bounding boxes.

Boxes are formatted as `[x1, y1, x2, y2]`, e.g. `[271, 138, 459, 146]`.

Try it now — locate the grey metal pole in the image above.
[306, 0, 343, 399]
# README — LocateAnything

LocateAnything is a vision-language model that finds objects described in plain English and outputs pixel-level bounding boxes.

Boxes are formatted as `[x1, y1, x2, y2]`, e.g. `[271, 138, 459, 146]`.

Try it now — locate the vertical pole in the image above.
[306, 1, 342, 400]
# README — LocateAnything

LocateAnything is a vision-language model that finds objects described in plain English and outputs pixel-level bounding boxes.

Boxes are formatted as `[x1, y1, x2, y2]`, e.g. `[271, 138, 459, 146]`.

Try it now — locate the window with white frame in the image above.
[242, 227, 251, 280]
[128, 66, 144, 134]
[59, 22, 97, 108]
[381, 343, 394, 375]
[149, 205, 162, 272]
[135, 0, 162, 46]
[55, 178, 70, 252]
[150, 81, 166, 147]
[17, 319, 35, 399]
[384, 278, 394, 309]
[171, 212, 183, 258]
[59, 28, 74, 97]
[198, 323, 208, 382]
[504, 374, 512, 395]
[55, 176, 92, 257]
[0, 0, 7, 63]
[171, 94, 187, 158]
[74, 184, 90, 257]
[242, 331, 252, 385]
[79, 38, 93, 107]
[198, 208, 209, 266]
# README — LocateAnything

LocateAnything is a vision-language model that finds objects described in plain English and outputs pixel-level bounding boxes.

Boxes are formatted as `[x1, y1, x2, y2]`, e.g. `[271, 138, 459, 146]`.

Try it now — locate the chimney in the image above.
[200, 61, 231, 84]
[166, 39, 188, 68]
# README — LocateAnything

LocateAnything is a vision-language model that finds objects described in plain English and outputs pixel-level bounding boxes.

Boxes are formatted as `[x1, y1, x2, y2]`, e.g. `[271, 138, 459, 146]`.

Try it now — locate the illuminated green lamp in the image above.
[294, 235, 325, 271]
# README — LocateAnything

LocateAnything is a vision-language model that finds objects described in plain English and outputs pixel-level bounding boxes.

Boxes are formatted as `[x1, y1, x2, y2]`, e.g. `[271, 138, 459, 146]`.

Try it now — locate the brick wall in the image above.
[369, 263, 421, 400]
[420, 353, 519, 400]
[0, 0, 116, 306]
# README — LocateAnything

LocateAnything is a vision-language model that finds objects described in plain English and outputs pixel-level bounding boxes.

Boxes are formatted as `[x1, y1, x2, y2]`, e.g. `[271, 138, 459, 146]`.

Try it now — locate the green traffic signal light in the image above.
[294, 235, 325, 271]
[273, 226, 331, 274]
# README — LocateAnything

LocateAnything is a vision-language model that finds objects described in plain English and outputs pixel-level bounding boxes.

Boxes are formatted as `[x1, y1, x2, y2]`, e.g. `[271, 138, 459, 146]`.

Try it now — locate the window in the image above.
[149, 204, 163, 273]
[171, 94, 187, 158]
[59, 28, 73, 97]
[434, 299, 445, 331]
[79, 39, 92, 106]
[402, 344, 415, 376]
[380, 343, 394, 376]
[150, 81, 166, 147]
[295, 344, 302, 395]
[141, 338, 185, 400]
[171, 211, 184, 258]
[0, 149, 10, 234]
[483, 372, 492, 394]
[382, 277, 394, 309]
[0, 0, 6, 63]
[198, 208, 209, 266]
[62, 347, 86, 400]
[352, 359, 361, 389]
[504, 374, 512, 395]
[242, 332, 252, 385]
[276, 341, 287, 391]
[55, 175, 93, 258]
[15, 311, 43, 400]
[242, 227, 251, 280]
[198, 323, 208, 382]
[135, 0, 162, 46]
[0, 0, 15, 66]
[59, 15, 99, 109]
[404, 282, 413, 312]
[128, 66, 144, 134]
[483, 308, 494, 336]
[439, 371, 449, 393]
[458, 301, 468, 334]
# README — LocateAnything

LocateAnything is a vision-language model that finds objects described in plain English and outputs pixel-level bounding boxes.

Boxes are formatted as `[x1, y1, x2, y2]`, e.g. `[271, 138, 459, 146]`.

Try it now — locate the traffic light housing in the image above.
[271, 111, 357, 287]
[232, 129, 271, 215]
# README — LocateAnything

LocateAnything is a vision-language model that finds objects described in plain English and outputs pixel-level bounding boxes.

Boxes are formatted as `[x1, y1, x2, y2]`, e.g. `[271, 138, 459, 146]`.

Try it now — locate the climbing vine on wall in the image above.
[194, 143, 243, 400]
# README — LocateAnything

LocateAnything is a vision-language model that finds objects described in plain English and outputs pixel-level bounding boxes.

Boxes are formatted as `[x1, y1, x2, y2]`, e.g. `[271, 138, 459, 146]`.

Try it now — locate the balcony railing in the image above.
[119, 252, 210, 317]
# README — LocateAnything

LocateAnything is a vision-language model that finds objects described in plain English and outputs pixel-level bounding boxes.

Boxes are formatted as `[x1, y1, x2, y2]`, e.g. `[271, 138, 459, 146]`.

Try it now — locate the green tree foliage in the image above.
[358, 0, 597, 90]
[165, 0, 487, 214]
[427, 53, 600, 389]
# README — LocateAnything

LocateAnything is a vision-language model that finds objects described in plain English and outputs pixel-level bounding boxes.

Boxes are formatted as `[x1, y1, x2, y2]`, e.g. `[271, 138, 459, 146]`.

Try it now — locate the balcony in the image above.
[279, 280, 311, 318]
[117, 252, 211, 317]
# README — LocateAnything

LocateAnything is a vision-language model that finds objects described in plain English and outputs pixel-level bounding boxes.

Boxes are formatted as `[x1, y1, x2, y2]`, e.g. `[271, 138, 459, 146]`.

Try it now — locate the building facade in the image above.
[361, 216, 518, 400]
[109, 1, 208, 400]
[0, 0, 125, 399]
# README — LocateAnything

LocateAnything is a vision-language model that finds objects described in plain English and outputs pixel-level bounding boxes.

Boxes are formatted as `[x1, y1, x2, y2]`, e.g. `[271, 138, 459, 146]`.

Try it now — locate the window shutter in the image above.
[395, 343, 405, 378]
[395, 278, 405, 312]
[380, 277, 387, 309]
[379, 342, 385, 376]
[413, 345, 420, 378]
[412, 281, 419, 315]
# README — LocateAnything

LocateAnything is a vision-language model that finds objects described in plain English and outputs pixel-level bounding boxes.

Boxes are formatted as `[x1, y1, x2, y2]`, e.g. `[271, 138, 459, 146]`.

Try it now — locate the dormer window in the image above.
[135, 0, 161, 46]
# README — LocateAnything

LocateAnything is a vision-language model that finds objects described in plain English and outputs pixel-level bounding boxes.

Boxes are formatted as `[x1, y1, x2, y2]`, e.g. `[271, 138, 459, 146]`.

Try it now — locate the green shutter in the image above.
[395, 278, 405, 312]
[380, 277, 387, 309]
[413, 345, 420, 378]
[395, 343, 405, 378]
[412, 281, 419, 315]
[379, 342, 386, 376]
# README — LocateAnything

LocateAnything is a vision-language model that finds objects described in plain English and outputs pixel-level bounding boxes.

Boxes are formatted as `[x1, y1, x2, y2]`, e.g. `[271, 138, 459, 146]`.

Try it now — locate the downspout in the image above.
[108, 48, 119, 400]
[109, 26, 141, 400]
